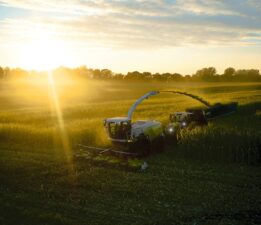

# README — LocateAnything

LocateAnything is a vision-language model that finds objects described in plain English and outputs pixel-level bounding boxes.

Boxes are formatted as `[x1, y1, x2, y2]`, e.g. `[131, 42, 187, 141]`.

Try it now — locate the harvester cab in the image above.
[103, 117, 131, 143]
[104, 118, 163, 145]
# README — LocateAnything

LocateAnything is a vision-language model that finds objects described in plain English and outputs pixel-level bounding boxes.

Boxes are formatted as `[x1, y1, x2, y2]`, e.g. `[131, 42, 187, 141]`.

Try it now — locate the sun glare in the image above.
[47, 72, 74, 175]
[20, 28, 69, 70]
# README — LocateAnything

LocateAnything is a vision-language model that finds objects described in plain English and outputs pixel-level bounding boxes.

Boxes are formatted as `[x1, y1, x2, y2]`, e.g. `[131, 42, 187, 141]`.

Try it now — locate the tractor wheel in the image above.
[165, 132, 178, 145]
[157, 134, 165, 152]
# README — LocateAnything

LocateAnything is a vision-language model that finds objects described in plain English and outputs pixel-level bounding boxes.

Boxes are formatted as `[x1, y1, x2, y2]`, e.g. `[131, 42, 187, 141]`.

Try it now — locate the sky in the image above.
[0, 0, 261, 74]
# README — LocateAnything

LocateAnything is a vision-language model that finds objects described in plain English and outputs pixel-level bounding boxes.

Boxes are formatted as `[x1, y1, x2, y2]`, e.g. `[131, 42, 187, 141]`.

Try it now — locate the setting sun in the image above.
[19, 28, 69, 70]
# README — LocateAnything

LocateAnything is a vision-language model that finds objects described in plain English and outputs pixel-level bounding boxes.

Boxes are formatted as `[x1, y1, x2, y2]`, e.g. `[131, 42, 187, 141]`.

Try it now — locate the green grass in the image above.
[0, 80, 261, 224]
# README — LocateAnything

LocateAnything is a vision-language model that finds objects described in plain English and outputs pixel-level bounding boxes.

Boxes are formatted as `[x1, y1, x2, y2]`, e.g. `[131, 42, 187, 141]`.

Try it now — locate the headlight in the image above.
[167, 127, 174, 133]
[181, 121, 187, 127]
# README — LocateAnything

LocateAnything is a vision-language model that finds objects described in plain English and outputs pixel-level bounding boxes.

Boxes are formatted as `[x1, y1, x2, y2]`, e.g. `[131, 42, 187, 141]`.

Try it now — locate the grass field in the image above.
[0, 78, 261, 225]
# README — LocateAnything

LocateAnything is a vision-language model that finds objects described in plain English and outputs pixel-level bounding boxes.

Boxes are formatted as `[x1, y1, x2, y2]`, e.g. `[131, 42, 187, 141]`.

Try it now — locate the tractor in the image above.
[164, 99, 237, 143]
[164, 110, 208, 143]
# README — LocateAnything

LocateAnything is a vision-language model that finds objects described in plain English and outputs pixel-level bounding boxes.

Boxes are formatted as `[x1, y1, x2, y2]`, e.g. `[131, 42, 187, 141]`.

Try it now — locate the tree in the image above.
[161, 73, 172, 81]
[224, 67, 235, 77]
[184, 75, 191, 81]
[0, 67, 3, 79]
[235, 69, 260, 82]
[171, 73, 183, 81]
[113, 73, 124, 80]
[194, 67, 217, 81]
[93, 69, 101, 79]
[223, 67, 235, 81]
[152, 73, 162, 81]
[125, 71, 142, 80]
[247, 69, 260, 79]
[142, 72, 152, 79]
[101, 69, 112, 79]
[75, 66, 90, 78]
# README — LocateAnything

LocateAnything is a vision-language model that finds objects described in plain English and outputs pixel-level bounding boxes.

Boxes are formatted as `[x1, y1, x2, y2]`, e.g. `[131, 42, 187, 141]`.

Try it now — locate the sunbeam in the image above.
[47, 72, 74, 175]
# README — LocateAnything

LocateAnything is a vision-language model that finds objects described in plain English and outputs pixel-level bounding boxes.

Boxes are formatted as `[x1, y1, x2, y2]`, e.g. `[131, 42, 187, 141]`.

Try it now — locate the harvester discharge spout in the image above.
[160, 90, 211, 107]
[127, 90, 160, 120]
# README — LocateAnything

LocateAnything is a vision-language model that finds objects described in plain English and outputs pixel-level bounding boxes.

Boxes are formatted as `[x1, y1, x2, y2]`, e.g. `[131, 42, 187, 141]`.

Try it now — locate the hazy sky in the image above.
[0, 0, 261, 74]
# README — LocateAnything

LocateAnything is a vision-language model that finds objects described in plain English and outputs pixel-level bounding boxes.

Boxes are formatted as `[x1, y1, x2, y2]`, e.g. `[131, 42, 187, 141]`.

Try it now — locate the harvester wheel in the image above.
[143, 135, 152, 155]
[129, 134, 151, 156]
[165, 132, 178, 145]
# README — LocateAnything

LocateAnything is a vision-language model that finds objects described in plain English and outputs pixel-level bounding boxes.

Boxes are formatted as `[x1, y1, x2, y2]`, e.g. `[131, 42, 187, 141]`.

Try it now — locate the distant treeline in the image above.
[0, 66, 260, 82]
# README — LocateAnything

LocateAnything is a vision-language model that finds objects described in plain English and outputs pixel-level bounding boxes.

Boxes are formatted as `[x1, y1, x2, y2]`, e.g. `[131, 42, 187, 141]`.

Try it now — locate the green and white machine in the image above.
[104, 91, 165, 154]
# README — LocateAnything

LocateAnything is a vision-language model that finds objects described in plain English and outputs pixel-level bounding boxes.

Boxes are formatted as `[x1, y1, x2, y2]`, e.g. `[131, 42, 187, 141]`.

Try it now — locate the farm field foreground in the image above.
[0, 79, 261, 225]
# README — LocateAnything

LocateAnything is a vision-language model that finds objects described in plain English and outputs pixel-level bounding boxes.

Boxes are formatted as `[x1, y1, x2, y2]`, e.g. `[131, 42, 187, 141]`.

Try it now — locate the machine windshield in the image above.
[170, 113, 190, 123]
[107, 121, 131, 140]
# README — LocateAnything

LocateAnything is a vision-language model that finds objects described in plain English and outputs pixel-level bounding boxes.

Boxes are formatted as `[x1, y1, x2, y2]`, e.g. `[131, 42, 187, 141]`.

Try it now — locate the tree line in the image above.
[0, 66, 260, 82]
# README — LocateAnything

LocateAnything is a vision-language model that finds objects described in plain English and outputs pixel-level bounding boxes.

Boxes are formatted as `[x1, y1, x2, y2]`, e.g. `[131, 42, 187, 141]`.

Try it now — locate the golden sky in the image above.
[0, 0, 261, 74]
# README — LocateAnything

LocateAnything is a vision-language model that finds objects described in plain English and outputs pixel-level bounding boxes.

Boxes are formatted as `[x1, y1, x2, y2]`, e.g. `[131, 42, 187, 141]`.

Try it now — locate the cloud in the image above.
[0, 0, 261, 49]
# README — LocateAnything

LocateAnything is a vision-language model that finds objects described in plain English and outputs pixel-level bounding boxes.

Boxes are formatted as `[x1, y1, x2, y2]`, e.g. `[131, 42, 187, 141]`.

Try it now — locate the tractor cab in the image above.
[104, 117, 131, 143]
[169, 112, 193, 127]
[165, 112, 192, 139]
[167, 109, 208, 134]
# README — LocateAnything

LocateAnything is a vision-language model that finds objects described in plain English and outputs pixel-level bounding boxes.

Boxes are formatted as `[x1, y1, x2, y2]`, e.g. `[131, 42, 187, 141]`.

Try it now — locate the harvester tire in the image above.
[130, 134, 151, 156]
[143, 135, 152, 155]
